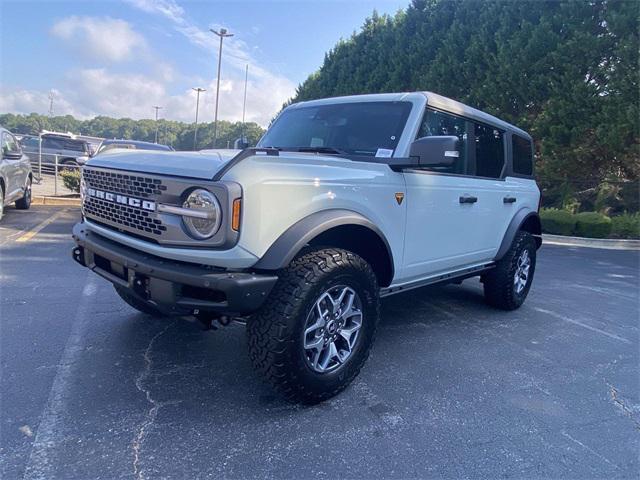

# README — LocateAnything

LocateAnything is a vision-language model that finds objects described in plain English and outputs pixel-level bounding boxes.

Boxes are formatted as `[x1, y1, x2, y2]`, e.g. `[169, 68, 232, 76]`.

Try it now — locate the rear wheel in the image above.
[247, 248, 380, 404]
[483, 230, 537, 310]
[15, 178, 32, 210]
[114, 285, 163, 317]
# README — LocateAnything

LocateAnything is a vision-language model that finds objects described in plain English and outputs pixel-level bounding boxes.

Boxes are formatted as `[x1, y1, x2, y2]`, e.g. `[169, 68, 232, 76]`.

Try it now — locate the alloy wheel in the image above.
[514, 249, 531, 295]
[303, 285, 363, 373]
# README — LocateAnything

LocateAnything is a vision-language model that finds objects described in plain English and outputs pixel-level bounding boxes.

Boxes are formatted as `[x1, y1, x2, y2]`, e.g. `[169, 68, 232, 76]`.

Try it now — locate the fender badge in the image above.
[395, 192, 405, 205]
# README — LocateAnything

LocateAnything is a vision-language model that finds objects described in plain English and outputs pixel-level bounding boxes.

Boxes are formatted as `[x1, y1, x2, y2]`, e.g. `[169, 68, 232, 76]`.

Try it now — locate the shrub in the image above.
[539, 208, 576, 236]
[574, 212, 612, 238]
[611, 213, 640, 239]
[60, 169, 81, 193]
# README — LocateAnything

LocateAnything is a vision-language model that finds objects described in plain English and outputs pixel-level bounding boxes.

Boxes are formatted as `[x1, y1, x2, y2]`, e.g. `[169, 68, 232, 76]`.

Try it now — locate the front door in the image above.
[400, 109, 508, 283]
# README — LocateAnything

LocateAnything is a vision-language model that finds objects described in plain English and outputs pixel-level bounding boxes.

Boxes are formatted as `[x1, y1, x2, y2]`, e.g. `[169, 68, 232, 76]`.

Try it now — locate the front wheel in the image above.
[247, 248, 380, 404]
[15, 177, 32, 210]
[483, 230, 537, 310]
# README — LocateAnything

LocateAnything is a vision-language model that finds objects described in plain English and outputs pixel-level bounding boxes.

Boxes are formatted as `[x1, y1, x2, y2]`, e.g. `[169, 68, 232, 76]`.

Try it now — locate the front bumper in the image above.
[72, 222, 278, 316]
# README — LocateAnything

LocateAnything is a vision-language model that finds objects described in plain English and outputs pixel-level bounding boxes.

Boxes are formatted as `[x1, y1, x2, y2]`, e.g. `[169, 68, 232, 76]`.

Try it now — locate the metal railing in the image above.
[29, 152, 82, 197]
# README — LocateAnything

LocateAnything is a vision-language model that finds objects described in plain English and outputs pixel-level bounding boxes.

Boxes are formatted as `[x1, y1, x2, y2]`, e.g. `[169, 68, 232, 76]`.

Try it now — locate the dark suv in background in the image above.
[21, 133, 92, 170]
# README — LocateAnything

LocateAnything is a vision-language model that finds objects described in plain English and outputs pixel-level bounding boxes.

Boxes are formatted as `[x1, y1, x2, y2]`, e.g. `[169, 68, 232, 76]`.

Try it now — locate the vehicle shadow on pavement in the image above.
[109, 279, 500, 413]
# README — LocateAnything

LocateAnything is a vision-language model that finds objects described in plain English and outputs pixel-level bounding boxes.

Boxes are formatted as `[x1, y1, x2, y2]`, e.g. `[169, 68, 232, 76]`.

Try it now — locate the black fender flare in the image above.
[253, 209, 394, 277]
[495, 209, 542, 261]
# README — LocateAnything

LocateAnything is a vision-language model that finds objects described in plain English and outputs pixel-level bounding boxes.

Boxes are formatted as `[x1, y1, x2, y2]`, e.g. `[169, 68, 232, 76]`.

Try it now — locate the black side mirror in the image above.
[2, 150, 22, 160]
[409, 135, 460, 167]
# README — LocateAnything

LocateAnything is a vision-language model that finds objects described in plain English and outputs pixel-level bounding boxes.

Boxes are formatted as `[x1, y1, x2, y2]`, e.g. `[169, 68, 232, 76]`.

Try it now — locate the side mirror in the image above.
[409, 135, 460, 167]
[2, 150, 22, 160]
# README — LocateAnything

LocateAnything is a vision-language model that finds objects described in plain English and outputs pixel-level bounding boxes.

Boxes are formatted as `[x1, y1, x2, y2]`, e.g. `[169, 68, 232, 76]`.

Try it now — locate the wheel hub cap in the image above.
[514, 249, 531, 294]
[303, 285, 363, 373]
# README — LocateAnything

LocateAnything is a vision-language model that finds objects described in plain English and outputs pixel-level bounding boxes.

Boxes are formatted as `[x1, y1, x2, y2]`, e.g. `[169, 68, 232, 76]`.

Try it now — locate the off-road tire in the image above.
[247, 248, 380, 404]
[114, 285, 163, 317]
[483, 230, 537, 310]
[15, 178, 32, 210]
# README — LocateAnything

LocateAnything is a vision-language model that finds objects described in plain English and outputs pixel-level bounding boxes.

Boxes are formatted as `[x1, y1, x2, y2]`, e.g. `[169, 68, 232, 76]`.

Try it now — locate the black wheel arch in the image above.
[253, 209, 395, 287]
[495, 209, 542, 261]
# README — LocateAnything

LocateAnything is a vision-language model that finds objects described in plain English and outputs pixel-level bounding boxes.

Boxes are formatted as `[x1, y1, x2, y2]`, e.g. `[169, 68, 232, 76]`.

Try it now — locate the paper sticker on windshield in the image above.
[375, 148, 393, 158]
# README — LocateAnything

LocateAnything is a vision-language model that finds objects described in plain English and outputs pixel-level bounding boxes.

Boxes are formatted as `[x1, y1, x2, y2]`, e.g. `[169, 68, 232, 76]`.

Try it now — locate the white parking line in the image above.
[534, 307, 632, 344]
[23, 275, 96, 480]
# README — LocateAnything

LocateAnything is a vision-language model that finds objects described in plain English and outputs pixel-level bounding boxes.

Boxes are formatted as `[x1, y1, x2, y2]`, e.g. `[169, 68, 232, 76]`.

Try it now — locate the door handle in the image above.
[503, 196, 517, 204]
[459, 195, 478, 204]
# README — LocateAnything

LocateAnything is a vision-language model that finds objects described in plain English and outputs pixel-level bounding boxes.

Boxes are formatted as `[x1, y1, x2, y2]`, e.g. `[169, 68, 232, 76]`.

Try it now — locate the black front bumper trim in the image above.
[72, 222, 278, 316]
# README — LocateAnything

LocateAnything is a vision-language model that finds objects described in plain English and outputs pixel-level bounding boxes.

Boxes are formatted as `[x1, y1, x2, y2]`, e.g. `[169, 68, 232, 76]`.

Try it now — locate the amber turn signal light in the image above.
[232, 199, 242, 231]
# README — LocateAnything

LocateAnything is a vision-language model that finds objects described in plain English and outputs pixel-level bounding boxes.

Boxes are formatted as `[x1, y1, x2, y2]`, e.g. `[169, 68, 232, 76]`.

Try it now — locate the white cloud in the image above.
[125, 0, 296, 123]
[0, 88, 81, 118]
[1, 67, 286, 127]
[2, 2, 294, 127]
[51, 16, 146, 62]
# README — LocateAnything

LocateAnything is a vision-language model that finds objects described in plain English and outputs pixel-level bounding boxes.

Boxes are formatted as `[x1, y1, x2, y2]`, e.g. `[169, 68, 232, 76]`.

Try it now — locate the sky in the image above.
[0, 0, 408, 126]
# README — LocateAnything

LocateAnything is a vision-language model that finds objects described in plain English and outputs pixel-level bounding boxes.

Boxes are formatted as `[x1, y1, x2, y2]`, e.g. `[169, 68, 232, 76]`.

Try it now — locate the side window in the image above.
[64, 140, 85, 152]
[474, 123, 504, 178]
[512, 135, 533, 176]
[416, 109, 467, 174]
[2, 133, 21, 155]
[42, 137, 63, 149]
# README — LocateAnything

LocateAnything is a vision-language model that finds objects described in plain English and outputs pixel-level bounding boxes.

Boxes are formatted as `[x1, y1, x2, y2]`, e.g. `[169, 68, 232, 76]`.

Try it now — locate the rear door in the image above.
[466, 122, 514, 257]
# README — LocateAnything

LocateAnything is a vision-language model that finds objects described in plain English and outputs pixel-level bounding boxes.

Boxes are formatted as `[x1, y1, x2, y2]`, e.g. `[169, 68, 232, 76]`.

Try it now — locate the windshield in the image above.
[258, 101, 412, 157]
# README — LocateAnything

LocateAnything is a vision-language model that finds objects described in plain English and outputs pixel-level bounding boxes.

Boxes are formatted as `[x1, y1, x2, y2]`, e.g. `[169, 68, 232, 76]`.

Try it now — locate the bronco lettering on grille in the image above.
[87, 188, 156, 211]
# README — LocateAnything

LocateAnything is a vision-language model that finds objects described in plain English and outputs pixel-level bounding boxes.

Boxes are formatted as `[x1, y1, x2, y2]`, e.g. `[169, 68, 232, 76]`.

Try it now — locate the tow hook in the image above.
[193, 311, 235, 331]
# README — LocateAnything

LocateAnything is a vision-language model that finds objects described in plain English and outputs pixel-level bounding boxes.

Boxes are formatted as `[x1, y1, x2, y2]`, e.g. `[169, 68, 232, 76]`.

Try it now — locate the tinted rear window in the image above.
[512, 135, 533, 175]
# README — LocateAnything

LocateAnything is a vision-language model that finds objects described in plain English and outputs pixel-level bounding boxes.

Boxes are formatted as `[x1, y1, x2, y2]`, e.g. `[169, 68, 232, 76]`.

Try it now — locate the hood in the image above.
[86, 149, 240, 180]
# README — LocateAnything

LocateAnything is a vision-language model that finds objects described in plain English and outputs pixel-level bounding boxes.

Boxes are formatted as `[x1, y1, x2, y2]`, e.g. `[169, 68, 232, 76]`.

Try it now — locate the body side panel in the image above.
[223, 154, 408, 278]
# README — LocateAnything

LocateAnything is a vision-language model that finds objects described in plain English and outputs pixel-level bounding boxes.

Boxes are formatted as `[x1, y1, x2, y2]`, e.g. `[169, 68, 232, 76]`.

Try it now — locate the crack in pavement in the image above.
[132, 322, 177, 480]
[607, 383, 640, 430]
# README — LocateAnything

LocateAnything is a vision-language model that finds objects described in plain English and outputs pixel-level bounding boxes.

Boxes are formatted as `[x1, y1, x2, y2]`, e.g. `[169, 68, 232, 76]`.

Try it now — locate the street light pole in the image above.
[210, 27, 234, 148]
[152, 105, 162, 143]
[192, 87, 206, 150]
[241, 64, 248, 144]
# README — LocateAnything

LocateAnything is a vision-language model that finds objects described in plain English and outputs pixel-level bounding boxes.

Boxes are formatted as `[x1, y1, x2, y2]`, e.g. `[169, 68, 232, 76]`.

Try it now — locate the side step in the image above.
[380, 263, 494, 298]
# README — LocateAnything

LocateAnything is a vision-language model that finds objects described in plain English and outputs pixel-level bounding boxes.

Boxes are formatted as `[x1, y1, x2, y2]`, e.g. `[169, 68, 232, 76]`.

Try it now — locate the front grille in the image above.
[83, 196, 167, 236]
[83, 167, 168, 239]
[83, 168, 166, 199]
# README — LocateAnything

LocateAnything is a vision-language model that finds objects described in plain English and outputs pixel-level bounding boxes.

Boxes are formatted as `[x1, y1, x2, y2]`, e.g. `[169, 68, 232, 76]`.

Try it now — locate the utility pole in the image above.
[241, 64, 248, 145]
[210, 27, 234, 148]
[192, 87, 206, 150]
[48, 90, 55, 117]
[152, 105, 162, 143]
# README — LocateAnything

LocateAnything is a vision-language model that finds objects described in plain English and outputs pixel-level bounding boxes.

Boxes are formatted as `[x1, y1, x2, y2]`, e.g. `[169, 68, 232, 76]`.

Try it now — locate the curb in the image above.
[543, 233, 640, 251]
[33, 196, 81, 206]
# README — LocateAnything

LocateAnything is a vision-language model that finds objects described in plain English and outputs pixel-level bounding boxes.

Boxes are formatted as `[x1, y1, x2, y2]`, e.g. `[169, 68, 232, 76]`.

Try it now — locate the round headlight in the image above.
[182, 189, 222, 239]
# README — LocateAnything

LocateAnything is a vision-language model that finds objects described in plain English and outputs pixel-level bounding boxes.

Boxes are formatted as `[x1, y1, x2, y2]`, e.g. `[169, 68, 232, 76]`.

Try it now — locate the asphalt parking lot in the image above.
[1, 205, 638, 479]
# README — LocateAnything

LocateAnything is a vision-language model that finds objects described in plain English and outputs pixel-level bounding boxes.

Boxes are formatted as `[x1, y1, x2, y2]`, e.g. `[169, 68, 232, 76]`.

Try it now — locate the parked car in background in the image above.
[1, 127, 32, 221]
[21, 132, 91, 170]
[95, 139, 173, 155]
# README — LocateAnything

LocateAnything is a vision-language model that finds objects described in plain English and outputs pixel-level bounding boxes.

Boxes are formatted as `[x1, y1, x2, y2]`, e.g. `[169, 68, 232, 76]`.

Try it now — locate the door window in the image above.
[512, 134, 533, 176]
[474, 123, 504, 178]
[2, 133, 21, 156]
[416, 109, 467, 174]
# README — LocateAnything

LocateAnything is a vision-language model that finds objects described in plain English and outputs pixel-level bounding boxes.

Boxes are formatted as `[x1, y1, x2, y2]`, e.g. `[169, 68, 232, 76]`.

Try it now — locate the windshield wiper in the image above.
[293, 146, 348, 155]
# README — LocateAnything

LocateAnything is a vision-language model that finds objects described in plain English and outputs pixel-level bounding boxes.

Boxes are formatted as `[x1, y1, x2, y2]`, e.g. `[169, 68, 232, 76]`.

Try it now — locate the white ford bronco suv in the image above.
[72, 92, 541, 403]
